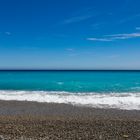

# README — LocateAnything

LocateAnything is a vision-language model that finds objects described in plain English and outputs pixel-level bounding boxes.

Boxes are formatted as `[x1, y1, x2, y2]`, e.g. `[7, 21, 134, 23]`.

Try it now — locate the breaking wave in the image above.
[0, 90, 140, 110]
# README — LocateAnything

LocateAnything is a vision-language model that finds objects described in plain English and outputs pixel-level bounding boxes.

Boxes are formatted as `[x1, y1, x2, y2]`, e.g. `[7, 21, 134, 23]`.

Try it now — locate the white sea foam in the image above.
[0, 90, 140, 110]
[57, 82, 64, 85]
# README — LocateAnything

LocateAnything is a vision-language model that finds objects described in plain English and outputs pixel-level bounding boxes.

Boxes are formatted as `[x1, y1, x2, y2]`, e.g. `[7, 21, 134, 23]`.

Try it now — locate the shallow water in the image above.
[0, 71, 140, 110]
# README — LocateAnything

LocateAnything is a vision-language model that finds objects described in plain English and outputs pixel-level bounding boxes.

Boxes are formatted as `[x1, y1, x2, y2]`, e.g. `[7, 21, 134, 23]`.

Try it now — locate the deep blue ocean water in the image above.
[0, 71, 140, 110]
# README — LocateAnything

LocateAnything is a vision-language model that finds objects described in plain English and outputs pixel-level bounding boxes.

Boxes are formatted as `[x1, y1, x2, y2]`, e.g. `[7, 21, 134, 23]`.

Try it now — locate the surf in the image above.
[0, 90, 140, 110]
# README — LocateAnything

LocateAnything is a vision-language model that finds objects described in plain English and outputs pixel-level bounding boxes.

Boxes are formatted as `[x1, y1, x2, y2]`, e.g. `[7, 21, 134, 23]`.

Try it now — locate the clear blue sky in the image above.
[0, 0, 140, 69]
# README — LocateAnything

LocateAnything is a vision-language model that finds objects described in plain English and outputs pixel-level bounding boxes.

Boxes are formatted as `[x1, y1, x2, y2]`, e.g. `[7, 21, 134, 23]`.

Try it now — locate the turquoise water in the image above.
[0, 71, 140, 93]
[0, 71, 140, 110]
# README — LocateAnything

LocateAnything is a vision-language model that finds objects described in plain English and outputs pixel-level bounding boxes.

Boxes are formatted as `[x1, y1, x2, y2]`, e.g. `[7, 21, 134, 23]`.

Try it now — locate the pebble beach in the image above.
[0, 100, 140, 140]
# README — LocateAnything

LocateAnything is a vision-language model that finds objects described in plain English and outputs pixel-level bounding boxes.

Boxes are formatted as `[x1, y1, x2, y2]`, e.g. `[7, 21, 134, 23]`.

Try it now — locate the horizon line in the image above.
[0, 69, 140, 71]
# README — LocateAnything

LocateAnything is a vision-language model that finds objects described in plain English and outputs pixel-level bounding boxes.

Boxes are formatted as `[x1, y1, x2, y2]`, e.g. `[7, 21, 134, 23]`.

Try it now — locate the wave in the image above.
[0, 90, 140, 110]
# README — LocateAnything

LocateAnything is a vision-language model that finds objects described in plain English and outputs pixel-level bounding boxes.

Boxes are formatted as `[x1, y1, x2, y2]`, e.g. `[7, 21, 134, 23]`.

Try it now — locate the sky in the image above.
[0, 0, 140, 70]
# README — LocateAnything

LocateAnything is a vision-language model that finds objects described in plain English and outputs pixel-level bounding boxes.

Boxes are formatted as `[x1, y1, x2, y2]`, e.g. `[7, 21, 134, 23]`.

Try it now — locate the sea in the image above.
[0, 70, 140, 110]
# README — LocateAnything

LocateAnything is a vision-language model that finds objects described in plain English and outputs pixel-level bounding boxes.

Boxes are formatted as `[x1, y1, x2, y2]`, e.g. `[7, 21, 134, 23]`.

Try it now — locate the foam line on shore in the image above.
[0, 90, 140, 110]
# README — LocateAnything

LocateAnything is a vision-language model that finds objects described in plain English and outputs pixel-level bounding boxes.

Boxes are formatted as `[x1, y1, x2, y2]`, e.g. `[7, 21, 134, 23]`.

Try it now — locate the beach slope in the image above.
[0, 100, 140, 140]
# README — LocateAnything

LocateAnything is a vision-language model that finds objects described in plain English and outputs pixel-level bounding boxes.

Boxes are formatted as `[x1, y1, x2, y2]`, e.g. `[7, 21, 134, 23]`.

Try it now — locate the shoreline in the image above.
[0, 100, 140, 118]
[0, 100, 140, 139]
[1, 90, 140, 110]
